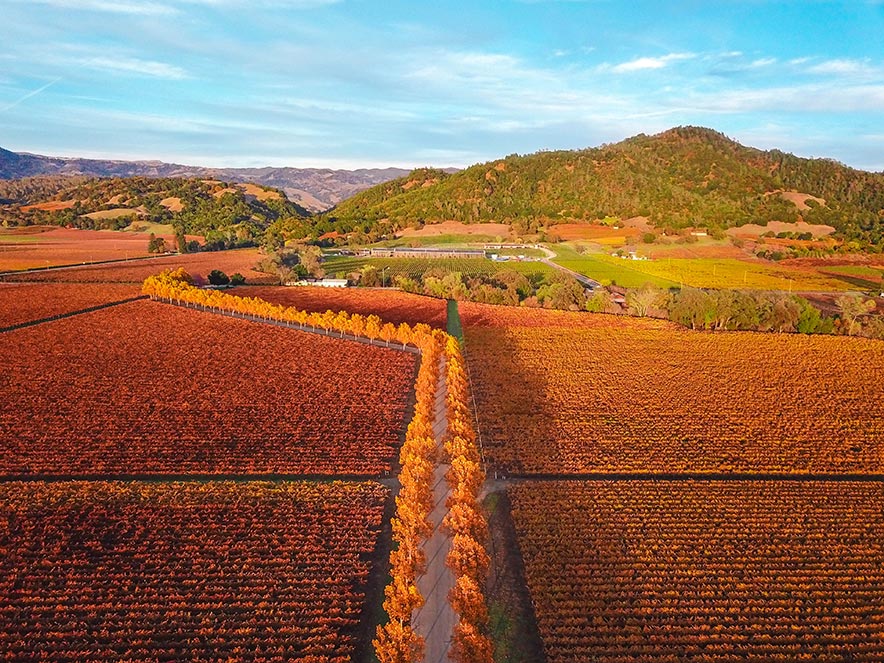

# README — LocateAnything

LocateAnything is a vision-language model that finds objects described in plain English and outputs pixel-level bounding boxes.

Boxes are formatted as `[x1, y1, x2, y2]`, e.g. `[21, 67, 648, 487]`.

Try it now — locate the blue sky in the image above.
[2, 0, 883, 170]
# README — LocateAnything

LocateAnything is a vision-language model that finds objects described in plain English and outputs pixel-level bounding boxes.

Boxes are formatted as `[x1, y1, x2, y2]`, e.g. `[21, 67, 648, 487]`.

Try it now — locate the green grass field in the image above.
[551, 245, 859, 291]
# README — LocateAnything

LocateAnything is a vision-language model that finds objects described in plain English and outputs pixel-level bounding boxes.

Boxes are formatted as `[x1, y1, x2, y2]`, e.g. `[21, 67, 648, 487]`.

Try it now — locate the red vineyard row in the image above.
[0, 300, 416, 476]
[0, 480, 388, 663]
[239, 285, 448, 329]
[509, 481, 884, 663]
[464, 308, 884, 475]
[6, 249, 275, 284]
[0, 282, 141, 328]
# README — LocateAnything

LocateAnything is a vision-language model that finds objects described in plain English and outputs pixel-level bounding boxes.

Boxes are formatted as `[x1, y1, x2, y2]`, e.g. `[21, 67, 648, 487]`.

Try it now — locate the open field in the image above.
[552, 245, 857, 290]
[0, 227, 165, 272]
[4, 248, 275, 284]
[0, 480, 388, 663]
[396, 220, 512, 239]
[0, 300, 416, 476]
[237, 285, 448, 328]
[462, 303, 884, 474]
[509, 481, 884, 663]
[19, 201, 77, 212]
[0, 282, 141, 328]
[549, 223, 641, 243]
[83, 208, 141, 220]
[323, 255, 556, 281]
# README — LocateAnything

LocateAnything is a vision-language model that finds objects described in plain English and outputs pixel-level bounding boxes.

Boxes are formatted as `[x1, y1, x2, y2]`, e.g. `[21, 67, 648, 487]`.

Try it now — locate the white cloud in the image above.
[77, 56, 188, 80]
[20, 0, 175, 15]
[19, 0, 340, 14]
[181, 0, 341, 6]
[808, 58, 873, 75]
[684, 83, 884, 114]
[609, 52, 695, 73]
[750, 57, 777, 68]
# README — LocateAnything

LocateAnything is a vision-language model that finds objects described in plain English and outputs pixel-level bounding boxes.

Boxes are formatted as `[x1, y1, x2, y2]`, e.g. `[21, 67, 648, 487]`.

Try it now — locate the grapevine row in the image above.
[0, 480, 388, 663]
[141, 269, 495, 663]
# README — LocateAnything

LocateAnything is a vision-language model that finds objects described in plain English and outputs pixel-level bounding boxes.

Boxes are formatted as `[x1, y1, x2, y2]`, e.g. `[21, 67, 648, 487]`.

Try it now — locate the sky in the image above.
[2, 0, 883, 170]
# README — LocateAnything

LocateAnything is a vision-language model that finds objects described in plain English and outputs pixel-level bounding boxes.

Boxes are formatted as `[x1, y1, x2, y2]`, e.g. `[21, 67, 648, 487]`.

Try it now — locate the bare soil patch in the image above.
[19, 200, 76, 212]
[238, 183, 281, 201]
[549, 223, 640, 241]
[768, 189, 827, 210]
[160, 197, 184, 212]
[727, 220, 835, 238]
[396, 220, 511, 239]
[83, 208, 141, 221]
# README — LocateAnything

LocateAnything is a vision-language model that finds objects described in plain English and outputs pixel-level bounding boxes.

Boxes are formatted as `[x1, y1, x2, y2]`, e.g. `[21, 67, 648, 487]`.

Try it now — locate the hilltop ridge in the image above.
[320, 126, 884, 248]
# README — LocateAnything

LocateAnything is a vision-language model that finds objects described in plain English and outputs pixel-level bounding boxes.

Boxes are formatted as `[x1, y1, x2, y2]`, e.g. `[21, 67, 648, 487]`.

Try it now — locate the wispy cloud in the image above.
[76, 56, 188, 80]
[0, 78, 62, 113]
[19, 0, 340, 14]
[807, 58, 874, 75]
[750, 57, 777, 68]
[21, 0, 175, 15]
[609, 52, 695, 73]
[181, 0, 342, 6]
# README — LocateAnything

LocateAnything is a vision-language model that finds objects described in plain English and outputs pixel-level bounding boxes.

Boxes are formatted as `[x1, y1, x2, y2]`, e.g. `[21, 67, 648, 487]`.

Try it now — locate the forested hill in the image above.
[0, 176, 308, 247]
[322, 127, 884, 247]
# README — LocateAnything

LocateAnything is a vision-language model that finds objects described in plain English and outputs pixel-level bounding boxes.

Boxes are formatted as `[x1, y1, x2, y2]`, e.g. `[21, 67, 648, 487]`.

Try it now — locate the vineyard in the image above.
[0, 282, 141, 328]
[137, 271, 496, 662]
[0, 480, 388, 662]
[322, 256, 556, 281]
[462, 303, 884, 474]
[0, 227, 161, 272]
[3, 248, 274, 284]
[239, 285, 448, 328]
[7, 259, 881, 663]
[0, 300, 416, 476]
[553, 248, 856, 291]
[508, 481, 884, 663]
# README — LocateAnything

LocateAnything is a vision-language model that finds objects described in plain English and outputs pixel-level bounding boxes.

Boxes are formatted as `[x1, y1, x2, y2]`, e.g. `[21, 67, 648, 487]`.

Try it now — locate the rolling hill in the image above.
[322, 127, 884, 247]
[0, 146, 410, 212]
[0, 176, 308, 249]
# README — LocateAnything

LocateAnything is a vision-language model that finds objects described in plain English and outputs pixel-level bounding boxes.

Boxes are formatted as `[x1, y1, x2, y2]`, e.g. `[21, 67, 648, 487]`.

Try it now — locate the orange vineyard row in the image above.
[8, 249, 274, 284]
[463, 303, 884, 474]
[0, 299, 415, 476]
[141, 271, 494, 663]
[0, 480, 388, 663]
[0, 282, 141, 328]
[239, 285, 448, 329]
[509, 481, 884, 663]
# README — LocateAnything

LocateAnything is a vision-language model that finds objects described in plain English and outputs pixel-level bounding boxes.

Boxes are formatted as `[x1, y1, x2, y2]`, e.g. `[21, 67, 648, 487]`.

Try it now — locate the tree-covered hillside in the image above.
[321, 127, 884, 247]
[0, 176, 308, 249]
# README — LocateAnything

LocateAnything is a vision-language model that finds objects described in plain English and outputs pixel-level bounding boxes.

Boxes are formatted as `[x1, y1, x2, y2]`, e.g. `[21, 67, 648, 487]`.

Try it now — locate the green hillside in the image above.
[0, 176, 308, 248]
[321, 127, 884, 248]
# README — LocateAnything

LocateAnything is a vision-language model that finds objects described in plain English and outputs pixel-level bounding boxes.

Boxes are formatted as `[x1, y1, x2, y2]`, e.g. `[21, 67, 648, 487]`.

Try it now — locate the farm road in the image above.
[412, 356, 457, 663]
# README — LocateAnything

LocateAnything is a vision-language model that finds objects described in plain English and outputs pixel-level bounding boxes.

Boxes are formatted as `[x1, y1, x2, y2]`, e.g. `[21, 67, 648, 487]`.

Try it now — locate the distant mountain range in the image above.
[0, 146, 414, 212]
